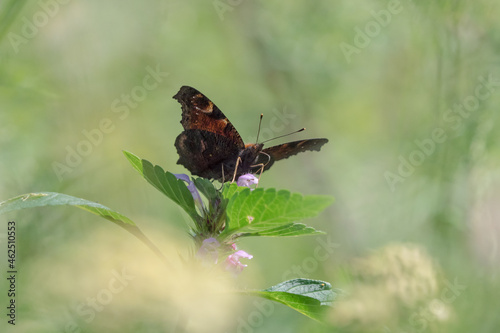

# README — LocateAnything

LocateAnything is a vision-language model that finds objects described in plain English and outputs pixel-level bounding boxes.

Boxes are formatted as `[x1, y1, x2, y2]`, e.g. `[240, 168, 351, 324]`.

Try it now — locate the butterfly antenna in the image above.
[261, 128, 305, 144]
[255, 113, 264, 144]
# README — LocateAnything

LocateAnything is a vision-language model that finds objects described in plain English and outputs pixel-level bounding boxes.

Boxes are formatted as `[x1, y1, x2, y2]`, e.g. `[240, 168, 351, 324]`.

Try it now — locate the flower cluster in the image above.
[196, 237, 253, 275]
[175, 173, 257, 275]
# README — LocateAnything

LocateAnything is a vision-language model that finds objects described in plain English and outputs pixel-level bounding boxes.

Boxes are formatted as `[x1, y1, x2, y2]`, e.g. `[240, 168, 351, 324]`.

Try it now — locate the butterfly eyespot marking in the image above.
[192, 93, 214, 113]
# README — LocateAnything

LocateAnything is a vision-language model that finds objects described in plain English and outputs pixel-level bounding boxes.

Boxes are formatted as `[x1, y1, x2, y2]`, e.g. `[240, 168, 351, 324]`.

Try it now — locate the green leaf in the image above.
[0, 192, 170, 266]
[245, 279, 339, 321]
[194, 177, 217, 201]
[222, 183, 247, 200]
[0, 192, 135, 226]
[123, 150, 144, 174]
[224, 188, 333, 237]
[123, 151, 200, 222]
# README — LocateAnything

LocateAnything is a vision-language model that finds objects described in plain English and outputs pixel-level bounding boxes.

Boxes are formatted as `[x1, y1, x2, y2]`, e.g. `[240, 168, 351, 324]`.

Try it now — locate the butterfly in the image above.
[173, 86, 328, 182]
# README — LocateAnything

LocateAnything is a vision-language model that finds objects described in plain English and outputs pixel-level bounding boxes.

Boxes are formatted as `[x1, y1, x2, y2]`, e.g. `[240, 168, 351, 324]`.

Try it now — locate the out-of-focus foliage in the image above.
[1, 0, 499, 332]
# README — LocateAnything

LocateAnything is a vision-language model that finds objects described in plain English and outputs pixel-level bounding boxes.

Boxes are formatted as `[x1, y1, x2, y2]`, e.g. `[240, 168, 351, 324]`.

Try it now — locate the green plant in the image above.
[0, 150, 338, 323]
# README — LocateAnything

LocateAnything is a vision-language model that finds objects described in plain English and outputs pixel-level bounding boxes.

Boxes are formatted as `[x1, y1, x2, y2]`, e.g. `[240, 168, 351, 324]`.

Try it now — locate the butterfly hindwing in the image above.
[175, 129, 241, 179]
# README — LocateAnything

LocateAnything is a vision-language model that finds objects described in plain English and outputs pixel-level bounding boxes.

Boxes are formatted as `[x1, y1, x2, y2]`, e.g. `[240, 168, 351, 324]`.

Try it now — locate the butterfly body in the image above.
[173, 86, 327, 182]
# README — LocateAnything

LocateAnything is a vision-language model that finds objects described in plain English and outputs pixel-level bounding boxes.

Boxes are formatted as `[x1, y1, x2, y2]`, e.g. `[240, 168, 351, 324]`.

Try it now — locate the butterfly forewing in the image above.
[173, 86, 244, 148]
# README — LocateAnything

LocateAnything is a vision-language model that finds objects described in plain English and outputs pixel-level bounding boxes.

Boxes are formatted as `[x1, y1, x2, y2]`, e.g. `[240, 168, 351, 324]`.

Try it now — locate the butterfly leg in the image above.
[248, 163, 265, 188]
[250, 151, 271, 188]
[231, 156, 243, 183]
[217, 164, 226, 190]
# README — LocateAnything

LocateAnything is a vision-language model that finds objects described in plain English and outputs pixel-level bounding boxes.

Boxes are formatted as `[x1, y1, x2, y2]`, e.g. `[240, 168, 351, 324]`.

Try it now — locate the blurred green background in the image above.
[1, 0, 499, 332]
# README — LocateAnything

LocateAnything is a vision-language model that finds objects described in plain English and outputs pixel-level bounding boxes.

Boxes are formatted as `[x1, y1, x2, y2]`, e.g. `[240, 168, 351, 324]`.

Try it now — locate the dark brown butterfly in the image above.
[173, 86, 328, 182]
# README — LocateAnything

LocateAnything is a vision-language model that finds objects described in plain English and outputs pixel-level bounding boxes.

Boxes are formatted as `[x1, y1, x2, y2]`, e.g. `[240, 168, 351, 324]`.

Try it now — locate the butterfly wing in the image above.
[173, 86, 245, 149]
[173, 86, 328, 180]
[253, 138, 328, 172]
[175, 129, 241, 180]
[173, 86, 248, 180]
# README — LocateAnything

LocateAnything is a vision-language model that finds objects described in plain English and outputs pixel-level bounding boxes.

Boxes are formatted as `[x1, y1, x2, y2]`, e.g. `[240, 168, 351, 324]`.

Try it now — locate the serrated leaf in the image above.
[224, 188, 333, 236]
[123, 151, 200, 222]
[245, 279, 339, 321]
[123, 150, 144, 174]
[221, 182, 247, 200]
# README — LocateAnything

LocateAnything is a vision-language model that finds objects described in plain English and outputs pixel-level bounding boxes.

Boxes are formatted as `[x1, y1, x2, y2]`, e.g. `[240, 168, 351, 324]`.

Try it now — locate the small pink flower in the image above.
[225, 250, 253, 275]
[196, 237, 220, 264]
[237, 173, 258, 188]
